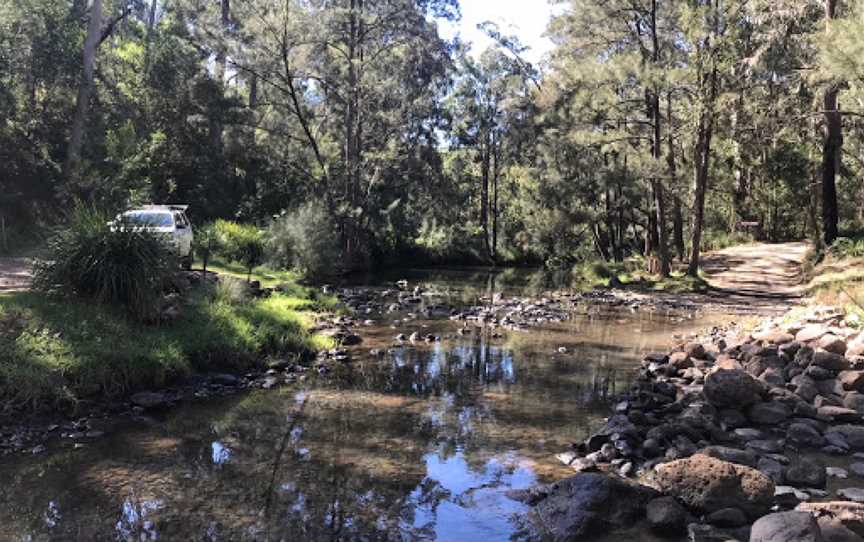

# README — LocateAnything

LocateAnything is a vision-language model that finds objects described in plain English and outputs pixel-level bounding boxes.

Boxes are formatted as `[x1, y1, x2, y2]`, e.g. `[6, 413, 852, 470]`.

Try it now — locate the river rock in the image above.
[820, 335, 849, 355]
[749, 402, 791, 425]
[755, 330, 795, 345]
[798, 502, 864, 537]
[654, 453, 774, 517]
[816, 519, 863, 542]
[832, 426, 864, 450]
[749, 511, 823, 542]
[843, 393, 864, 413]
[814, 351, 851, 373]
[848, 335, 864, 358]
[819, 406, 862, 423]
[701, 446, 759, 468]
[798, 325, 830, 344]
[788, 423, 825, 448]
[758, 457, 785, 484]
[707, 507, 749, 528]
[839, 489, 864, 504]
[786, 457, 827, 489]
[528, 472, 658, 540]
[646, 496, 688, 534]
[705, 370, 765, 408]
[839, 372, 864, 392]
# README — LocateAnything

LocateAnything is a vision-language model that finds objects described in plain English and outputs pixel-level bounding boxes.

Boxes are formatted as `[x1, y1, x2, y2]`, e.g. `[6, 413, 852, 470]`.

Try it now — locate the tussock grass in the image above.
[805, 251, 864, 325]
[0, 276, 335, 414]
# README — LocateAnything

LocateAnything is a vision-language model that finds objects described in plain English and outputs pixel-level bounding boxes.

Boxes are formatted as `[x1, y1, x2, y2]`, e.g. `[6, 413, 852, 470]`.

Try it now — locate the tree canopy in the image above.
[1, 0, 862, 273]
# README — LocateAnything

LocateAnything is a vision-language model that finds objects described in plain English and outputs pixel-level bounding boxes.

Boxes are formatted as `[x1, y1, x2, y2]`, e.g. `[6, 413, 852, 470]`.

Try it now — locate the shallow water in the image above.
[0, 268, 726, 541]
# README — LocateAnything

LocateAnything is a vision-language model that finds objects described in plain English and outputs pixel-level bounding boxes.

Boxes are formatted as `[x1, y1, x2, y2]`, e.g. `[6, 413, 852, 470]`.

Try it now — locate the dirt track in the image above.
[700, 242, 809, 299]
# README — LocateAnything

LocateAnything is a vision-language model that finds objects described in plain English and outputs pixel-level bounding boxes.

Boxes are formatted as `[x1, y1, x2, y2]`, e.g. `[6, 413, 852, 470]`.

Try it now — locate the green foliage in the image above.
[193, 223, 222, 272]
[0, 282, 332, 413]
[830, 237, 864, 259]
[266, 203, 341, 277]
[31, 205, 175, 320]
[212, 220, 265, 281]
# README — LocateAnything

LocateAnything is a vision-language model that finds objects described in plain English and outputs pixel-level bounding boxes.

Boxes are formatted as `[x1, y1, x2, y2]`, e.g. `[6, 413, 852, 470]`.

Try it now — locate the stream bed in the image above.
[0, 269, 729, 541]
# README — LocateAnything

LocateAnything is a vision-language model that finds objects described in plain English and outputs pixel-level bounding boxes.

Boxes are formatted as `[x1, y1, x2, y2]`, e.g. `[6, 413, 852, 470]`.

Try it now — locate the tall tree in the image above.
[821, 0, 842, 245]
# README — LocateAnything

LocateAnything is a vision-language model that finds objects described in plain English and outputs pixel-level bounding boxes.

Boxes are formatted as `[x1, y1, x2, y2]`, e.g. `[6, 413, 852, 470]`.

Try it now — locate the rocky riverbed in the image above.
[517, 305, 864, 541]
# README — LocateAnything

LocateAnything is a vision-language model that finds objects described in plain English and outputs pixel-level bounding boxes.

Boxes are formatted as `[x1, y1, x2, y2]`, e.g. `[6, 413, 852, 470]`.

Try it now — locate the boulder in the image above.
[748, 402, 791, 425]
[833, 426, 864, 450]
[654, 454, 774, 517]
[792, 375, 820, 403]
[755, 330, 796, 345]
[816, 519, 863, 542]
[848, 335, 864, 358]
[819, 406, 862, 423]
[839, 489, 864, 504]
[646, 496, 688, 535]
[798, 325, 830, 344]
[843, 393, 864, 414]
[749, 511, 823, 542]
[701, 446, 759, 468]
[786, 458, 827, 489]
[707, 507, 749, 528]
[797, 501, 864, 537]
[788, 423, 825, 448]
[705, 370, 765, 408]
[813, 351, 851, 373]
[528, 473, 658, 540]
[839, 372, 864, 392]
[758, 457, 785, 484]
[820, 335, 849, 355]
[686, 342, 707, 359]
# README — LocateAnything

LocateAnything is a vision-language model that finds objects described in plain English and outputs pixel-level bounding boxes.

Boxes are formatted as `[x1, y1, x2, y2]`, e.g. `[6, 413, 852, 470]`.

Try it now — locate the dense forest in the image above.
[2, 0, 864, 275]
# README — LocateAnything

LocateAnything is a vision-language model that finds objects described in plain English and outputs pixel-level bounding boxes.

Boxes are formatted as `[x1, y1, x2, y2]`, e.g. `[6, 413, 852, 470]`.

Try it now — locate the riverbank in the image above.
[0, 265, 340, 454]
[521, 299, 864, 540]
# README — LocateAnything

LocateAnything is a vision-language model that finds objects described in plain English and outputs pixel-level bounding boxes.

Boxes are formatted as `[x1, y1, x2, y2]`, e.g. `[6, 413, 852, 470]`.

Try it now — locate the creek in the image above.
[0, 268, 729, 541]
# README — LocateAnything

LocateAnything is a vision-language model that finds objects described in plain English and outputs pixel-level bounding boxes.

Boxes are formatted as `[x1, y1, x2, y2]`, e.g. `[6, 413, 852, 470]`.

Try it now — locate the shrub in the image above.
[266, 202, 341, 277]
[830, 237, 864, 259]
[214, 220, 265, 282]
[32, 204, 175, 320]
[193, 223, 222, 273]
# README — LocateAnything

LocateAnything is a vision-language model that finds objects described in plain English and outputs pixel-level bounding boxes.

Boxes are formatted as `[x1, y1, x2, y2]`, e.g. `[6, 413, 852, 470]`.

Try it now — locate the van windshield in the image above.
[122, 212, 173, 227]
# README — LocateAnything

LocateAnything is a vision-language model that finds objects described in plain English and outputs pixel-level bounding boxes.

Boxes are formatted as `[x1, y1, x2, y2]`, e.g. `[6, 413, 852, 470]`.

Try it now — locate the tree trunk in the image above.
[209, 0, 230, 153]
[673, 196, 685, 261]
[666, 91, 685, 262]
[822, 0, 842, 246]
[688, 65, 718, 277]
[480, 130, 491, 260]
[63, 0, 103, 183]
[491, 135, 500, 263]
[143, 0, 158, 74]
[648, 0, 670, 277]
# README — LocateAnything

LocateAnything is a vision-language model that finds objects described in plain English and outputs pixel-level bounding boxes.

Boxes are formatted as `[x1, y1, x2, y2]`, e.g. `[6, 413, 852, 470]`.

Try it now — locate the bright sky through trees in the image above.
[439, 0, 560, 64]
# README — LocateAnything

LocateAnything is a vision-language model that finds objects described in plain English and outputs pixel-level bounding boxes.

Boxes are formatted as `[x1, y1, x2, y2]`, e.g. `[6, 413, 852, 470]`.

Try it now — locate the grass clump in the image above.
[0, 282, 334, 415]
[32, 204, 175, 321]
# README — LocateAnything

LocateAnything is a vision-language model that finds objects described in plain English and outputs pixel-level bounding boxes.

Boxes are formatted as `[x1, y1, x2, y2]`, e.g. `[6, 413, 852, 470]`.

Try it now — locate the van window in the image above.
[124, 212, 173, 227]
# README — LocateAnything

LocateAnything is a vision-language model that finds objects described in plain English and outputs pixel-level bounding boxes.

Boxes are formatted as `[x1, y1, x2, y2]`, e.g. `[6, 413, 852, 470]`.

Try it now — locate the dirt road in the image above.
[700, 241, 809, 299]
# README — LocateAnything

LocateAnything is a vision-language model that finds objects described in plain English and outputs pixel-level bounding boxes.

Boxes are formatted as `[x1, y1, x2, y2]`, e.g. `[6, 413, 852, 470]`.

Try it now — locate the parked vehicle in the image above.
[116, 205, 194, 269]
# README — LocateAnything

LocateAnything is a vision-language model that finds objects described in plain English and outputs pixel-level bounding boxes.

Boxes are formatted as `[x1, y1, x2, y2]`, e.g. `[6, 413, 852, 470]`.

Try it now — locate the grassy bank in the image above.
[0, 265, 335, 415]
[805, 248, 864, 323]
[572, 258, 709, 294]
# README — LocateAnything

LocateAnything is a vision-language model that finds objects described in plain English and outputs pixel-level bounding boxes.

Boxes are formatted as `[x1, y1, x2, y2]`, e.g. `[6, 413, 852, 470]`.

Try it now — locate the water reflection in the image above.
[0, 270, 727, 541]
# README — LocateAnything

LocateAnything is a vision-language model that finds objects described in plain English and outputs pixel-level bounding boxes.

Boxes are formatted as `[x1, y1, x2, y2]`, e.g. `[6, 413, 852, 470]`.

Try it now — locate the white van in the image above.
[118, 205, 194, 269]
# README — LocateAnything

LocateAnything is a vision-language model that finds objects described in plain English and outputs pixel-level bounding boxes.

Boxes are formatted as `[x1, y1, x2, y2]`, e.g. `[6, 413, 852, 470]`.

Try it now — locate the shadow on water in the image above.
[0, 269, 728, 541]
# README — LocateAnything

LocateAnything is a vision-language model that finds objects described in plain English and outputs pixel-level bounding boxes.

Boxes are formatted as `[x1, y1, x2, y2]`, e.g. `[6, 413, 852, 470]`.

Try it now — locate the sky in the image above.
[439, 0, 562, 65]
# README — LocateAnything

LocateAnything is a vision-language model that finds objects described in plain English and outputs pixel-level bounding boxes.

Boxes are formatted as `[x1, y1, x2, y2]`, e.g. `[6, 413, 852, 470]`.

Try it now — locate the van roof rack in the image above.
[139, 204, 189, 211]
